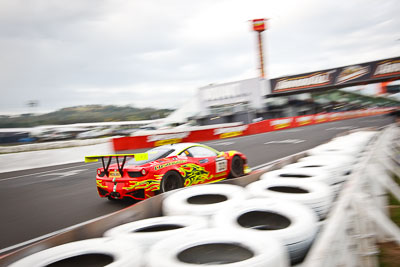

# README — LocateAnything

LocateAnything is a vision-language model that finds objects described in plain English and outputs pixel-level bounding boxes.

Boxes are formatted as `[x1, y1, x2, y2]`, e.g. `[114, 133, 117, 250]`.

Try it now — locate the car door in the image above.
[180, 145, 227, 184]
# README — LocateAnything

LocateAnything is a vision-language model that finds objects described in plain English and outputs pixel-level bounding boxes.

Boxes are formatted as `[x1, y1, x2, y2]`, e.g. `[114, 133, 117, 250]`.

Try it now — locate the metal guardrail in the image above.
[302, 125, 400, 267]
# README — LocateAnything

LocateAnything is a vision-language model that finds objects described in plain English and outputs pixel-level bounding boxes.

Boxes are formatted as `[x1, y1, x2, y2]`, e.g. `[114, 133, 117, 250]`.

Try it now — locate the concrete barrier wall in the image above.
[0, 137, 111, 154]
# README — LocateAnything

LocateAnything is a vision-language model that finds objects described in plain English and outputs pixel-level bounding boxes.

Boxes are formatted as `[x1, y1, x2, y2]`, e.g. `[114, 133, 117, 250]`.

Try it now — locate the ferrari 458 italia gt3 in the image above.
[85, 143, 250, 200]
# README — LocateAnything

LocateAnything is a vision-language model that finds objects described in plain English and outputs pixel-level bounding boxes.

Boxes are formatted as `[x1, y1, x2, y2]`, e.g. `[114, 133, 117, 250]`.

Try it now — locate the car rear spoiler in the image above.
[84, 153, 149, 176]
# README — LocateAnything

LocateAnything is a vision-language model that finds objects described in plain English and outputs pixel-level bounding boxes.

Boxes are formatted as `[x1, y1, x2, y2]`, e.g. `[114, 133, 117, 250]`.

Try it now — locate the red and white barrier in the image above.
[112, 108, 392, 151]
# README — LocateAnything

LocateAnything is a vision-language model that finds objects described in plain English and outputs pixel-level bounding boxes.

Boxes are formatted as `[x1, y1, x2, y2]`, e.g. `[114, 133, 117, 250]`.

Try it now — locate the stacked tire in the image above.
[9, 238, 144, 267]
[246, 179, 333, 220]
[307, 131, 376, 159]
[104, 215, 209, 249]
[146, 229, 289, 267]
[259, 167, 340, 196]
[162, 184, 247, 217]
[211, 198, 318, 265]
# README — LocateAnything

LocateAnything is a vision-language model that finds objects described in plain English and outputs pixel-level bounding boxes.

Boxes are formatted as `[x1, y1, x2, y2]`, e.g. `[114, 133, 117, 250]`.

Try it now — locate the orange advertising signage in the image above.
[252, 19, 266, 32]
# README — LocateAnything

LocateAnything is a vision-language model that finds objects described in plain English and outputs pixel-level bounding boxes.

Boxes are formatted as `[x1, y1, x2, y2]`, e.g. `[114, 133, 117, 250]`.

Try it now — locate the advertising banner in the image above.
[252, 18, 266, 32]
[269, 117, 294, 130]
[314, 114, 328, 124]
[270, 56, 400, 94]
[294, 115, 314, 127]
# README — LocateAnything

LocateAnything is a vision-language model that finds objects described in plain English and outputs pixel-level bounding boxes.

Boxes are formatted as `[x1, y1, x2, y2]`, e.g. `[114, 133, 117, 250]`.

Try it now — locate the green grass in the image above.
[388, 192, 400, 227]
[378, 175, 400, 267]
[387, 175, 400, 226]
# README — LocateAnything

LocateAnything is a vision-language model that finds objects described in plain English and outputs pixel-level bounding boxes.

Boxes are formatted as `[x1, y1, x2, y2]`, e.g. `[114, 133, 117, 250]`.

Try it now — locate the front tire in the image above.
[229, 155, 244, 178]
[160, 171, 184, 193]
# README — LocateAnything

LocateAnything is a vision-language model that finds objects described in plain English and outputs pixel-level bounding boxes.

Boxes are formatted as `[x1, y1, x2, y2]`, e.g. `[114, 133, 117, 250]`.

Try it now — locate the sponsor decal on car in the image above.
[199, 158, 209, 164]
[96, 180, 108, 189]
[109, 170, 121, 178]
[123, 175, 163, 192]
[179, 163, 211, 187]
[154, 160, 187, 171]
[214, 171, 227, 178]
[215, 158, 228, 173]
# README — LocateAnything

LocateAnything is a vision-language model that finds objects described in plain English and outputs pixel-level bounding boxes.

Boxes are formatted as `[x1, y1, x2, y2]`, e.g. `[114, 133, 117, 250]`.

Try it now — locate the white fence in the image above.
[303, 125, 400, 267]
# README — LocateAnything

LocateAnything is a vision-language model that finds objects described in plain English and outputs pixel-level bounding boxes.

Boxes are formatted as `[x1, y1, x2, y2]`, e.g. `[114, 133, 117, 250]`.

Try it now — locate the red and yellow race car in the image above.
[85, 143, 250, 200]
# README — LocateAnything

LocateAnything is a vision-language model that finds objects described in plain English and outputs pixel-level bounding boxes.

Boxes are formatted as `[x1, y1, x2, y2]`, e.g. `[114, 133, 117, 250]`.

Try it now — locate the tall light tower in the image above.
[252, 18, 267, 78]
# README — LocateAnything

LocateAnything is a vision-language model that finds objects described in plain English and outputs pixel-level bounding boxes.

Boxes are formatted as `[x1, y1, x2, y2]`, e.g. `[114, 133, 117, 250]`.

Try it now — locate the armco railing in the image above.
[302, 125, 400, 267]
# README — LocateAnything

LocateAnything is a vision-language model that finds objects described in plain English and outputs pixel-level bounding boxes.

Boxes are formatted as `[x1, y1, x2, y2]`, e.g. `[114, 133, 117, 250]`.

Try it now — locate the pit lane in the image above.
[0, 115, 394, 251]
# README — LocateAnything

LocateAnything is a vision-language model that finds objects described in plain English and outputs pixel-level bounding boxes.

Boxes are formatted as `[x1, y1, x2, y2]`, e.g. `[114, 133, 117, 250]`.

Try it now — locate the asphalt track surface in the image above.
[0, 115, 394, 251]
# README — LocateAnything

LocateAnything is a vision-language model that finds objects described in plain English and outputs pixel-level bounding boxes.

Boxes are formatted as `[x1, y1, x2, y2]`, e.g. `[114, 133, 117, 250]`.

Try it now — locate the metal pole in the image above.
[258, 31, 265, 78]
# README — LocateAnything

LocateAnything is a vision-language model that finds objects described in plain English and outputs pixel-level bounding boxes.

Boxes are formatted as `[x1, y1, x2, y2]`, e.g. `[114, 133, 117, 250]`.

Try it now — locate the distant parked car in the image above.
[37, 130, 73, 142]
[76, 127, 114, 139]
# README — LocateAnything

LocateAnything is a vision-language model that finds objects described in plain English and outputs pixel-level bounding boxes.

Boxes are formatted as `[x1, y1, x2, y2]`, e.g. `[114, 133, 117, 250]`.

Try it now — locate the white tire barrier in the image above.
[211, 198, 318, 264]
[307, 142, 362, 158]
[283, 157, 352, 196]
[162, 184, 247, 217]
[260, 168, 335, 187]
[246, 179, 333, 220]
[307, 131, 375, 159]
[333, 131, 376, 147]
[103, 215, 208, 249]
[299, 154, 354, 175]
[8, 238, 142, 267]
[146, 228, 289, 267]
[283, 159, 346, 179]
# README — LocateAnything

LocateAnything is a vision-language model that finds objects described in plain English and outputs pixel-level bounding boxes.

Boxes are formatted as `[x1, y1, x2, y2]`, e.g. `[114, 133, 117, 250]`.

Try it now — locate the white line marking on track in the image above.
[362, 119, 385, 123]
[326, 126, 355, 130]
[251, 149, 308, 171]
[264, 139, 305, 145]
[0, 163, 97, 182]
[283, 129, 304, 133]
[208, 141, 235, 146]
[38, 169, 88, 181]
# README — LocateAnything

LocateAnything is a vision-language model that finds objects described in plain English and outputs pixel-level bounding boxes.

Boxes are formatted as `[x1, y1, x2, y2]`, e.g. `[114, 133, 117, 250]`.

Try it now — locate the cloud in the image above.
[0, 0, 399, 114]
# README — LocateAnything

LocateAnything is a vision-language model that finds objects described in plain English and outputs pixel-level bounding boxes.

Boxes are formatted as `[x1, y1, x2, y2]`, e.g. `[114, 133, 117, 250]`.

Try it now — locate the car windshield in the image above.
[127, 147, 175, 166]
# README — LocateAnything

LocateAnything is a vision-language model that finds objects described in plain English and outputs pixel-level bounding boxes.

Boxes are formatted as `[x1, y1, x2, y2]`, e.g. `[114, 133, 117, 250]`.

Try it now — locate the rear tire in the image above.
[160, 171, 184, 193]
[229, 155, 244, 178]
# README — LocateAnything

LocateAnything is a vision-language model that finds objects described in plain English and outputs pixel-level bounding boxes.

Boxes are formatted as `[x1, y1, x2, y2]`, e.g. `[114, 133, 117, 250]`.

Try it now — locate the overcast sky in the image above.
[0, 0, 399, 114]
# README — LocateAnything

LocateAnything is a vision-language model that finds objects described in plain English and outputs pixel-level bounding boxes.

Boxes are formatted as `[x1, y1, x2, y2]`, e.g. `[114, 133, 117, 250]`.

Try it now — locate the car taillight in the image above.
[127, 169, 147, 178]
[97, 169, 105, 177]
[127, 171, 143, 178]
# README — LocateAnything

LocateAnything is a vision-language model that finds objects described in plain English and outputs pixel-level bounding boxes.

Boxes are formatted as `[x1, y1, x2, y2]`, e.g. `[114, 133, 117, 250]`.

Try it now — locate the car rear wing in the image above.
[85, 153, 149, 176]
